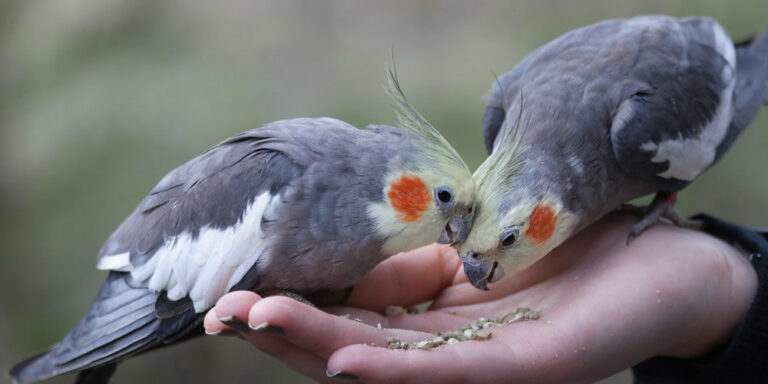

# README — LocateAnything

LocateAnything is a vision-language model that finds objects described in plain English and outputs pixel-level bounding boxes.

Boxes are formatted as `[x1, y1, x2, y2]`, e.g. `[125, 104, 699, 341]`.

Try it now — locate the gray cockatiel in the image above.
[10, 70, 476, 384]
[457, 16, 768, 290]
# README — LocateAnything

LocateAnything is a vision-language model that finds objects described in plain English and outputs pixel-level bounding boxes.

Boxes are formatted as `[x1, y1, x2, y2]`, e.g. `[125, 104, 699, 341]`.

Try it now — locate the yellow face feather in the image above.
[458, 196, 576, 275]
[457, 96, 577, 278]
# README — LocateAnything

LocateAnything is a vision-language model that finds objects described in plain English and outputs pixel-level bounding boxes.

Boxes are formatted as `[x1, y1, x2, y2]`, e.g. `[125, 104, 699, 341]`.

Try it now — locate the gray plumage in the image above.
[457, 16, 768, 290]
[11, 108, 476, 384]
[484, 16, 768, 232]
[103, 118, 401, 293]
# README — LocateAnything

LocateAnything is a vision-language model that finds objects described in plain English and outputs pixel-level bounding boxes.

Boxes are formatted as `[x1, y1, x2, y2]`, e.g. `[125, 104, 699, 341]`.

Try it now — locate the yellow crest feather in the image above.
[384, 64, 470, 174]
[474, 92, 528, 207]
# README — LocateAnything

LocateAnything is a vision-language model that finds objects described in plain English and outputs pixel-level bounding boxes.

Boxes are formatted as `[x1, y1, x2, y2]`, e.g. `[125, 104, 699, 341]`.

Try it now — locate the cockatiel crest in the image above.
[370, 67, 476, 255]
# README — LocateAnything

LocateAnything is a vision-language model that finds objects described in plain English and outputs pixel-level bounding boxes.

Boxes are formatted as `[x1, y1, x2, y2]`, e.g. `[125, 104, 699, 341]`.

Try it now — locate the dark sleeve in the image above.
[632, 214, 768, 384]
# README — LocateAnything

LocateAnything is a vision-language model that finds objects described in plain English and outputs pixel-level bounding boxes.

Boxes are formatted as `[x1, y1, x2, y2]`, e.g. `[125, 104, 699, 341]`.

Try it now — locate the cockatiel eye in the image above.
[435, 186, 455, 208]
[500, 229, 519, 247]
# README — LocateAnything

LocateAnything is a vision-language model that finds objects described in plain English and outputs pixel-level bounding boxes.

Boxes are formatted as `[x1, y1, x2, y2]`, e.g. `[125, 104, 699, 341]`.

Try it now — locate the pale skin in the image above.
[203, 213, 758, 383]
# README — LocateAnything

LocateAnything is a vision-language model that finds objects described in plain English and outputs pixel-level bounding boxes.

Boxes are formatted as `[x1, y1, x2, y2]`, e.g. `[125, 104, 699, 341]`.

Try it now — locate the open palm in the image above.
[204, 213, 756, 384]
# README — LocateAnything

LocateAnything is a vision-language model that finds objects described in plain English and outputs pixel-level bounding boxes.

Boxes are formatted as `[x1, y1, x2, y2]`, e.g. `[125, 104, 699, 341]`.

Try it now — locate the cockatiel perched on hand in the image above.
[9, 69, 477, 384]
[458, 16, 768, 290]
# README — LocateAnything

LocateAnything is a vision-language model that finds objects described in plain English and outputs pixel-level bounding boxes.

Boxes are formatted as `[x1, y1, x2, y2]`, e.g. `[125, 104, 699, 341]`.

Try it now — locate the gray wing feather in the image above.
[607, 17, 734, 188]
[9, 272, 161, 384]
[96, 118, 339, 269]
[717, 29, 768, 158]
[10, 118, 368, 384]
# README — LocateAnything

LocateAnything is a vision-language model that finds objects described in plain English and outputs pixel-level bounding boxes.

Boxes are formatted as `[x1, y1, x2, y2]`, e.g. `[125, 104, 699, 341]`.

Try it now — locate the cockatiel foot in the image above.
[625, 191, 702, 245]
[339, 286, 354, 305]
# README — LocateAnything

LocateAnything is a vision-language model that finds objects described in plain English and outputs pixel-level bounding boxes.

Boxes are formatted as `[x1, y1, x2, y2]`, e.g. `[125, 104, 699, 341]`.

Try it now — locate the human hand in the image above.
[203, 213, 757, 383]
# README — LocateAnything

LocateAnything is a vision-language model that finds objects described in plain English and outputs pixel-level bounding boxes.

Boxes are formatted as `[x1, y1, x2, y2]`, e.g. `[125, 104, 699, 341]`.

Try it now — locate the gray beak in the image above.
[460, 252, 505, 291]
[437, 211, 474, 245]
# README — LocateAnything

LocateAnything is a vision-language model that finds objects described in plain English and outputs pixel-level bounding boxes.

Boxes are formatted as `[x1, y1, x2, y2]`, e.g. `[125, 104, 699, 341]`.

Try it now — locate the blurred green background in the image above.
[1, 1, 766, 383]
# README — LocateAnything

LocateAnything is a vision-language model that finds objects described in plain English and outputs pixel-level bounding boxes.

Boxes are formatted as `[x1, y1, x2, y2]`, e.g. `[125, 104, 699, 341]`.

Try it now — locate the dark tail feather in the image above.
[9, 273, 161, 384]
[731, 29, 768, 132]
[74, 364, 117, 384]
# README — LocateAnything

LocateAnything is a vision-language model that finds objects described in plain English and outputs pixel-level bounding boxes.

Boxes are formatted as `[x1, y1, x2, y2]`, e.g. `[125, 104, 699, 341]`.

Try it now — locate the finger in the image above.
[326, 320, 581, 384]
[248, 296, 436, 359]
[325, 305, 475, 334]
[242, 332, 334, 383]
[204, 291, 338, 382]
[326, 340, 523, 384]
[203, 290, 261, 335]
[345, 244, 463, 312]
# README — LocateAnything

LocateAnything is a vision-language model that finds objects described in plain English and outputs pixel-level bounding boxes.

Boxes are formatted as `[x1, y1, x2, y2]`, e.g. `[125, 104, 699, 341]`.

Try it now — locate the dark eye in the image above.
[435, 187, 454, 206]
[500, 230, 518, 247]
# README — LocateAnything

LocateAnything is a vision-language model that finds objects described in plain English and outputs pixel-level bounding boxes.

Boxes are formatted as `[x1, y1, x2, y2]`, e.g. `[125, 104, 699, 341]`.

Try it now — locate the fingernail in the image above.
[205, 329, 240, 337]
[219, 316, 251, 334]
[326, 369, 359, 380]
[249, 321, 286, 337]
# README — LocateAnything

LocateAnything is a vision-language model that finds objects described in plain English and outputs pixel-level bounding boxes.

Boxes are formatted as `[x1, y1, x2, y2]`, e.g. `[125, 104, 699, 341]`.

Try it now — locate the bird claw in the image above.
[625, 191, 695, 245]
[339, 286, 354, 305]
[662, 211, 703, 230]
[626, 206, 665, 245]
[626, 226, 641, 246]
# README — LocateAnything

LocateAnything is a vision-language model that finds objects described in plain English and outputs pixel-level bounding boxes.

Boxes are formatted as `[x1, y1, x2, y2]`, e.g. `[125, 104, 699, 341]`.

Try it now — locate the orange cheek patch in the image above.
[525, 204, 557, 244]
[387, 174, 431, 222]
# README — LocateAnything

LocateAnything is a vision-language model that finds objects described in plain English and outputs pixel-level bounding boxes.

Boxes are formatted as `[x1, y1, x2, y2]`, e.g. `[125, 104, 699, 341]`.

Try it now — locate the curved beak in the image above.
[460, 252, 505, 291]
[437, 210, 475, 245]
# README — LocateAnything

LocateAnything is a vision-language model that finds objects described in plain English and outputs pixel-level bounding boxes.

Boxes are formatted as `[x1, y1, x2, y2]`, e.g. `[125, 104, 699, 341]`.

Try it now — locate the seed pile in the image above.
[385, 307, 540, 350]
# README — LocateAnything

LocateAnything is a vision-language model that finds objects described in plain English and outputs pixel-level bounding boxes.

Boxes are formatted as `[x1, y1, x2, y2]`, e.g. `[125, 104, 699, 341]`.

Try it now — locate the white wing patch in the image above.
[640, 23, 736, 181]
[96, 252, 131, 271]
[112, 192, 275, 313]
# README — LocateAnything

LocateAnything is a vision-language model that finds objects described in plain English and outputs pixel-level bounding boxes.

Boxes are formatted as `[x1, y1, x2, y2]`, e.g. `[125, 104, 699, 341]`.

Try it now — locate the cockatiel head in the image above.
[370, 67, 477, 255]
[455, 101, 579, 290]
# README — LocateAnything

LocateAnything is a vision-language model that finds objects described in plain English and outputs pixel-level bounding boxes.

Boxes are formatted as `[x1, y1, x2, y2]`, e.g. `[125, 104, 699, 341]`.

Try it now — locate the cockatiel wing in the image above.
[483, 17, 768, 192]
[608, 17, 739, 190]
[10, 118, 355, 384]
[609, 18, 768, 190]
[95, 118, 342, 314]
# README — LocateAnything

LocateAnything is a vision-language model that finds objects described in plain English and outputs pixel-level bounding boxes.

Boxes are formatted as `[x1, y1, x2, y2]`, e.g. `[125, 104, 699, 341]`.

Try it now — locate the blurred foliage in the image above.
[1, 1, 766, 383]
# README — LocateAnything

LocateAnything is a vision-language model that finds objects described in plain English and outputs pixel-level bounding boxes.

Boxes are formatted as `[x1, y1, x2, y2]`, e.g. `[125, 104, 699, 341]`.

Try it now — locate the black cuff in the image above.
[632, 214, 768, 384]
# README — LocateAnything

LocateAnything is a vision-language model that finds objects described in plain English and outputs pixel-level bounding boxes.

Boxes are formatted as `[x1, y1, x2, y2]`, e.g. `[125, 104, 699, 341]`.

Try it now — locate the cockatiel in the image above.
[10, 69, 477, 384]
[457, 16, 768, 290]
